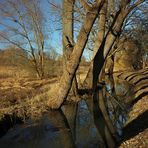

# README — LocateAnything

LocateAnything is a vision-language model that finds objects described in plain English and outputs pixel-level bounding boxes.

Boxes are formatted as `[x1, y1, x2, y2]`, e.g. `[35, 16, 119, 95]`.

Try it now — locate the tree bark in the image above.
[47, 0, 145, 109]
[62, 0, 78, 97]
[47, 2, 103, 109]
[84, 0, 144, 91]
[83, 1, 107, 88]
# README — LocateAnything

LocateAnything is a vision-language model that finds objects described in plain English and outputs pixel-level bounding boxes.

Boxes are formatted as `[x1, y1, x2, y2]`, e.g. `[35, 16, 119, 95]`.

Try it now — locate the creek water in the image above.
[0, 75, 130, 148]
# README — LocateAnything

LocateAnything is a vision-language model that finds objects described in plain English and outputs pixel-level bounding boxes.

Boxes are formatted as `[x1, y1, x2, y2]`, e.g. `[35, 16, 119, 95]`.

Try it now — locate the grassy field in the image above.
[0, 66, 60, 120]
[0, 64, 88, 120]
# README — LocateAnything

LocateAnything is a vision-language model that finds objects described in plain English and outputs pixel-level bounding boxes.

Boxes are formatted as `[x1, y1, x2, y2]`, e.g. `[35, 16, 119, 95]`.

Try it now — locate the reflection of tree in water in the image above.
[0, 74, 147, 148]
[104, 74, 131, 137]
[75, 100, 101, 148]
[105, 90, 128, 136]
[72, 74, 134, 147]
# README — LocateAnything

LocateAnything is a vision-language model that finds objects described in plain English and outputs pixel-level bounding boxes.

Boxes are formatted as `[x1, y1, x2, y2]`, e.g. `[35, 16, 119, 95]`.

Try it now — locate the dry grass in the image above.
[0, 66, 32, 79]
[0, 79, 58, 120]
[0, 64, 88, 120]
[120, 96, 148, 148]
[0, 66, 60, 120]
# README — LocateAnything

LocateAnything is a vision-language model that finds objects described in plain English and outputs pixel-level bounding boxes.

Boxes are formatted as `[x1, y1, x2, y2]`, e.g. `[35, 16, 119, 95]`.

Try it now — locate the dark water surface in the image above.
[0, 100, 103, 148]
[0, 75, 130, 148]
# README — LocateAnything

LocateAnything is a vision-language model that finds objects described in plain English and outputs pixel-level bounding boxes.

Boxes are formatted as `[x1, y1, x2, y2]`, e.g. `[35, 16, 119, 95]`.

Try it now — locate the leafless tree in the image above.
[46, 0, 145, 107]
[0, 0, 47, 78]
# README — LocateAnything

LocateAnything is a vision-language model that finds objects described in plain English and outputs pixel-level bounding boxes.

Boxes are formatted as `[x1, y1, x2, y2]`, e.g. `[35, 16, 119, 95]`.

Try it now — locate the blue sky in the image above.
[40, 0, 63, 53]
[0, 0, 92, 60]
[0, 0, 62, 52]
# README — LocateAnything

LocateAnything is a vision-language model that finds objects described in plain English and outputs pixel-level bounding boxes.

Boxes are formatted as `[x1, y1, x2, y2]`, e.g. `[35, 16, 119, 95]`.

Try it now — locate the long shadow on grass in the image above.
[120, 110, 148, 143]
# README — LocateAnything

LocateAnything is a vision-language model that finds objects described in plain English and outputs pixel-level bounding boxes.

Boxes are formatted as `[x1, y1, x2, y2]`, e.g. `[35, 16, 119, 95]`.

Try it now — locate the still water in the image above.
[0, 101, 104, 148]
[0, 75, 130, 148]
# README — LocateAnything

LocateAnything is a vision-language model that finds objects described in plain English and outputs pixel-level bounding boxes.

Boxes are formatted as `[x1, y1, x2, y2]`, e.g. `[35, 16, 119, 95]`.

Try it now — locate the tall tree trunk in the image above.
[83, 1, 107, 88]
[47, 1, 103, 109]
[62, 0, 78, 97]
[84, 0, 144, 90]
[92, 1, 145, 146]
[47, 0, 144, 109]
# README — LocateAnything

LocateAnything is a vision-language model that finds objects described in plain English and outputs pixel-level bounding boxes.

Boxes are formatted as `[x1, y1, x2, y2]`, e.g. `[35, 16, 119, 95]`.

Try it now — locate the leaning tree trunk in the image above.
[84, 0, 145, 90]
[47, 1, 103, 109]
[47, 0, 144, 109]
[86, 0, 145, 146]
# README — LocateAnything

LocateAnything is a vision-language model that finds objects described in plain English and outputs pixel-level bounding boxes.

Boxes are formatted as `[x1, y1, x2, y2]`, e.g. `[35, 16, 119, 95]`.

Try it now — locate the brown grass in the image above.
[0, 79, 58, 120]
[0, 64, 88, 120]
[0, 66, 60, 120]
[0, 66, 32, 79]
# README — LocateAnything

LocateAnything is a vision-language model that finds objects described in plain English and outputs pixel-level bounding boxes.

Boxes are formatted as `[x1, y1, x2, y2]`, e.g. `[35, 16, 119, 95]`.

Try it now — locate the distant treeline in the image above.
[0, 47, 89, 78]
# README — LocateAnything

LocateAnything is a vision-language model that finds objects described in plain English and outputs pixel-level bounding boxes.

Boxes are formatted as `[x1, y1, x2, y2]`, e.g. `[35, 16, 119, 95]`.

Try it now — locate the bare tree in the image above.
[47, 0, 103, 108]
[0, 0, 145, 108]
[0, 0, 146, 146]
[62, 0, 79, 97]
[46, 0, 145, 109]
[0, 0, 47, 78]
[124, 2, 148, 68]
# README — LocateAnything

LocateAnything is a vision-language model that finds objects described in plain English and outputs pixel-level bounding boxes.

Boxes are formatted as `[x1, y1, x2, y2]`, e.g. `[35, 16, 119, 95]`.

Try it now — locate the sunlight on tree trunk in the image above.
[62, 0, 78, 97]
[47, 1, 103, 109]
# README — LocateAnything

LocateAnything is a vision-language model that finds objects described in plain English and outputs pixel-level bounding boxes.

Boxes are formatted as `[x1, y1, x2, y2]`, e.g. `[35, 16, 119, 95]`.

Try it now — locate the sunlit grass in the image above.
[0, 63, 88, 120]
[0, 66, 60, 120]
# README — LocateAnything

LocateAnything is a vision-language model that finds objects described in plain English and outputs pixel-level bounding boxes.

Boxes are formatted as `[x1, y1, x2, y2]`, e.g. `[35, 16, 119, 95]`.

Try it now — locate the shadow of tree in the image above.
[132, 91, 148, 105]
[121, 110, 148, 143]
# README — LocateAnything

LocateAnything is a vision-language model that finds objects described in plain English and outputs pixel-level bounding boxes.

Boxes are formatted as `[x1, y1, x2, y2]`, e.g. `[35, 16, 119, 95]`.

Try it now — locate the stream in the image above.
[0, 75, 131, 148]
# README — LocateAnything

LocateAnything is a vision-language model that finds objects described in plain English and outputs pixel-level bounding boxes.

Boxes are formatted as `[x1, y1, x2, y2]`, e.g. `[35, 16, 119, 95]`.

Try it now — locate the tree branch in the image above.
[80, 0, 93, 12]
[0, 33, 30, 54]
[128, 0, 145, 11]
[48, 0, 62, 10]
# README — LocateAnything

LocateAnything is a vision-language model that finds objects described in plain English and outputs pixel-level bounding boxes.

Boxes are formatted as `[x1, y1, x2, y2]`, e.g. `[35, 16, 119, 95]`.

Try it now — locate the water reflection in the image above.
[0, 110, 75, 148]
[76, 100, 101, 148]
[105, 74, 129, 136]
[0, 74, 132, 148]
